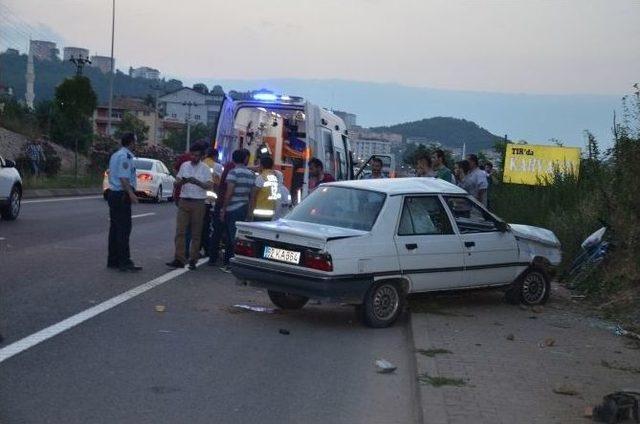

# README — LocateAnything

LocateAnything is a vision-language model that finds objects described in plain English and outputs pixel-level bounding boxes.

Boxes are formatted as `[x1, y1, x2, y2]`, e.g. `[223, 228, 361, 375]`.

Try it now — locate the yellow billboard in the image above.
[503, 144, 581, 185]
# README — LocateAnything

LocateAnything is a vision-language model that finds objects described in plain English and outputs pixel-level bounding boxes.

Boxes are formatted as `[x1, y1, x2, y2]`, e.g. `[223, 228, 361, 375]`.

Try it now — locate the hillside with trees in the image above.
[0, 50, 184, 104]
[371, 116, 503, 151]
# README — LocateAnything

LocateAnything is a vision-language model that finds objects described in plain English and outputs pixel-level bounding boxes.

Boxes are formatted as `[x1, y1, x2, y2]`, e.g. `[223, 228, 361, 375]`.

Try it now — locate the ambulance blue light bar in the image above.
[252, 92, 303, 103]
[253, 92, 278, 101]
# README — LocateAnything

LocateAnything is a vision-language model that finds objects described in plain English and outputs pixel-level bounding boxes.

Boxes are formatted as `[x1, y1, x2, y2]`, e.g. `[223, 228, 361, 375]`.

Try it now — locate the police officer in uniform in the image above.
[107, 132, 142, 272]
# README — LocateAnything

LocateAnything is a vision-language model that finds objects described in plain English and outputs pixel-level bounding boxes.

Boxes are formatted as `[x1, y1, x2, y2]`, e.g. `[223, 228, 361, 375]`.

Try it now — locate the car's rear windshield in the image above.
[286, 186, 386, 231]
[134, 160, 153, 170]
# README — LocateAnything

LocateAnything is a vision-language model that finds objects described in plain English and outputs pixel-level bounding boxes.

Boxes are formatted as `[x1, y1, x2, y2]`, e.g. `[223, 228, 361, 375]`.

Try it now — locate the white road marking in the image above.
[23, 195, 102, 204]
[132, 212, 156, 219]
[0, 258, 208, 363]
[0, 237, 5, 241]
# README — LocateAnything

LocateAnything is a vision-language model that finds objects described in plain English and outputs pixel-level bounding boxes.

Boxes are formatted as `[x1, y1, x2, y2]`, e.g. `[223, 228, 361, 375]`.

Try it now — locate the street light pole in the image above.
[107, 0, 115, 136]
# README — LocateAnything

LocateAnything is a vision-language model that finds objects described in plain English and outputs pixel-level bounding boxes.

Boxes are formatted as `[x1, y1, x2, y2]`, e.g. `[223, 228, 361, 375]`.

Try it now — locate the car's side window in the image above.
[443, 196, 498, 233]
[398, 196, 453, 236]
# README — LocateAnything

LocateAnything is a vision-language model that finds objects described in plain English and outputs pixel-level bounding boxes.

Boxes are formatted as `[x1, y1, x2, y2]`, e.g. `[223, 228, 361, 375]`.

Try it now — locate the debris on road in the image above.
[279, 329, 290, 335]
[155, 305, 166, 313]
[552, 384, 580, 396]
[375, 359, 397, 373]
[417, 372, 465, 387]
[233, 304, 276, 314]
[532, 305, 544, 313]
[539, 337, 556, 348]
[518, 304, 529, 311]
[416, 348, 452, 358]
[506, 334, 515, 341]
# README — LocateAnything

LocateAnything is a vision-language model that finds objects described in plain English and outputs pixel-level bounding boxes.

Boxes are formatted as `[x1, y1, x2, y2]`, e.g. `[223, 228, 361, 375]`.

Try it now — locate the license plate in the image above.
[263, 246, 301, 265]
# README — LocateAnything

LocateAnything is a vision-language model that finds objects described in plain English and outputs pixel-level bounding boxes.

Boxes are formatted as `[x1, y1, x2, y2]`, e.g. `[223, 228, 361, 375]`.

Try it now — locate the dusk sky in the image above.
[2, 0, 639, 95]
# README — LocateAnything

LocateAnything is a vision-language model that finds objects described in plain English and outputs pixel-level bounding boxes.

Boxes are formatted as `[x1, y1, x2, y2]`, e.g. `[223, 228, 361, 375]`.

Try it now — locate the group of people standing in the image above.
[414, 149, 494, 206]
[106, 132, 495, 273]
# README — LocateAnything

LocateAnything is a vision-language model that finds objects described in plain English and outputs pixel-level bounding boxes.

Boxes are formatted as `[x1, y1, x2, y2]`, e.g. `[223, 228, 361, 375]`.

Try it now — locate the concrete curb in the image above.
[410, 312, 448, 424]
[23, 187, 102, 199]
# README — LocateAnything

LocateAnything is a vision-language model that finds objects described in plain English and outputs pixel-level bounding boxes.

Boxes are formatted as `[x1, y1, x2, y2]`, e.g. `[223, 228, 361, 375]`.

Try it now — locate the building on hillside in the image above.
[352, 138, 392, 162]
[93, 97, 161, 144]
[350, 127, 402, 145]
[159, 86, 225, 128]
[129, 66, 160, 80]
[6, 48, 19, 56]
[406, 136, 431, 145]
[90, 56, 114, 74]
[63, 47, 90, 62]
[29, 40, 58, 61]
[333, 110, 357, 129]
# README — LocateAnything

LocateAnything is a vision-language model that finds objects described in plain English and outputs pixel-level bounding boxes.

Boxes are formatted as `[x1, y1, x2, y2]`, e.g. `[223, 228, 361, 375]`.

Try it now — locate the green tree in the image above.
[162, 123, 212, 153]
[50, 76, 97, 153]
[114, 112, 149, 147]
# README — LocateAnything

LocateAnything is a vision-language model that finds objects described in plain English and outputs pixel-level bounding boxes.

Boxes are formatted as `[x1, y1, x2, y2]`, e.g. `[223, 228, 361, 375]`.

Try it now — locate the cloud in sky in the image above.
[2, 0, 639, 95]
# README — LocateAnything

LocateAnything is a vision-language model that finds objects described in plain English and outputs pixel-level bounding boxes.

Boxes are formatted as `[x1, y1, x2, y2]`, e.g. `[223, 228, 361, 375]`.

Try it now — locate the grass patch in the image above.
[22, 174, 102, 190]
[417, 373, 465, 387]
[416, 348, 452, 358]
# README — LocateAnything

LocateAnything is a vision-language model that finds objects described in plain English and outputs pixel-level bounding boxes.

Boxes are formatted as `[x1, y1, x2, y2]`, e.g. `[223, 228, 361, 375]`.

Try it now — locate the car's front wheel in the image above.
[505, 268, 550, 305]
[362, 281, 405, 328]
[268, 290, 309, 310]
[1, 185, 21, 220]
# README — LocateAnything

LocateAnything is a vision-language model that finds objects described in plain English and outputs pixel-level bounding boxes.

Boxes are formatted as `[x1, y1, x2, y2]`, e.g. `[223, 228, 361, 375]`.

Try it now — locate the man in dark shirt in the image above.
[308, 158, 335, 193]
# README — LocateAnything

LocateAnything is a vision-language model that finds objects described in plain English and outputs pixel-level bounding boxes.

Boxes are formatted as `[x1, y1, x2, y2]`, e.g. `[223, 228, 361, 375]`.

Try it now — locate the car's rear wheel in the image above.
[154, 185, 163, 203]
[362, 280, 405, 328]
[267, 290, 309, 310]
[1, 185, 21, 220]
[505, 268, 550, 305]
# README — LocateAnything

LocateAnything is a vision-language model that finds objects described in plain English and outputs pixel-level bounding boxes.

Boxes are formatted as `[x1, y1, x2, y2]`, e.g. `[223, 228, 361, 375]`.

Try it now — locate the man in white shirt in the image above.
[465, 154, 489, 206]
[166, 142, 215, 270]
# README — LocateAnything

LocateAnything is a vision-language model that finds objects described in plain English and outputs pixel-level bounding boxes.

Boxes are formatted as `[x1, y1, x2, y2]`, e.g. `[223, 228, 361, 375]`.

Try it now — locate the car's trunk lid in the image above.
[236, 219, 367, 250]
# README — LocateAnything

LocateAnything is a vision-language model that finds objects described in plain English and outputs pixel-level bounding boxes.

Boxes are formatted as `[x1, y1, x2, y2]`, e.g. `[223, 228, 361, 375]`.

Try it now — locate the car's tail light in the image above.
[234, 239, 257, 257]
[138, 173, 153, 181]
[303, 251, 333, 272]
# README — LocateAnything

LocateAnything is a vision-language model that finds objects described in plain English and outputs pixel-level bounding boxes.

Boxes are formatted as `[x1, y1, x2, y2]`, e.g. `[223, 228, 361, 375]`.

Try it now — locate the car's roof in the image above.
[327, 177, 468, 195]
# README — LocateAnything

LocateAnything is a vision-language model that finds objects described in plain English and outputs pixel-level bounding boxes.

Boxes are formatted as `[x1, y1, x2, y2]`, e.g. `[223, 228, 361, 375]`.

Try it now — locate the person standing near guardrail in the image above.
[107, 132, 142, 272]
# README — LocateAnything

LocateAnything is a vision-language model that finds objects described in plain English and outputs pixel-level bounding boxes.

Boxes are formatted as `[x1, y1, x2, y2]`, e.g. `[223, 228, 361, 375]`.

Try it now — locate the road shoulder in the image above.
[410, 286, 640, 424]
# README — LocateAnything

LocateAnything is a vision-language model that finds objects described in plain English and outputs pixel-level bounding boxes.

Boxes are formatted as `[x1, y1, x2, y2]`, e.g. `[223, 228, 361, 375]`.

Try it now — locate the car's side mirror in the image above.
[496, 221, 508, 233]
[3, 159, 16, 168]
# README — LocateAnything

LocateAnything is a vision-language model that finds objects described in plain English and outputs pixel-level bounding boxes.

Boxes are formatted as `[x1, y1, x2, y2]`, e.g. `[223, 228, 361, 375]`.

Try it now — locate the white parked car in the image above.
[102, 157, 175, 202]
[230, 178, 562, 328]
[0, 155, 22, 220]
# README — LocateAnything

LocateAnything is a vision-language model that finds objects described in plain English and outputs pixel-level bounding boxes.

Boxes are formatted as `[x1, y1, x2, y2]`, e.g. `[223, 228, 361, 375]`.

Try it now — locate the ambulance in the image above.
[214, 91, 355, 203]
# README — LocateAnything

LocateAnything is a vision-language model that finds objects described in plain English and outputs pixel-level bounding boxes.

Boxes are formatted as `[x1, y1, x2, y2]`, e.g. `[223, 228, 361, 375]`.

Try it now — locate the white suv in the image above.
[231, 178, 562, 328]
[0, 155, 22, 220]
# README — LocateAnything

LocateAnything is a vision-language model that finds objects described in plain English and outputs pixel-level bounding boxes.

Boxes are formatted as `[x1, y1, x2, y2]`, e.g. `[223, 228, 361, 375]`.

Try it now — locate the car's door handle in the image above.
[405, 243, 418, 250]
[464, 241, 475, 248]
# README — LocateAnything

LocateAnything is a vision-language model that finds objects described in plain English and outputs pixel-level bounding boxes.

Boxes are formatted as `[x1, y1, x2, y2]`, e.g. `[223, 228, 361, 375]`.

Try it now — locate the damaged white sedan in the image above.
[230, 178, 561, 328]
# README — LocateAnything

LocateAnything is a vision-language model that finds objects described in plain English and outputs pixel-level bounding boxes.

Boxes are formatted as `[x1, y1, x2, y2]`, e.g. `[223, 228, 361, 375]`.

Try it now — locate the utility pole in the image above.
[150, 83, 161, 144]
[107, 0, 116, 136]
[69, 54, 91, 76]
[183, 101, 197, 152]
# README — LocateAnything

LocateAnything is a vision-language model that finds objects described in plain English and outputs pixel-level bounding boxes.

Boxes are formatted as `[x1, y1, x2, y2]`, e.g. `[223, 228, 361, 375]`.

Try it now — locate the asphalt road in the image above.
[0, 197, 420, 424]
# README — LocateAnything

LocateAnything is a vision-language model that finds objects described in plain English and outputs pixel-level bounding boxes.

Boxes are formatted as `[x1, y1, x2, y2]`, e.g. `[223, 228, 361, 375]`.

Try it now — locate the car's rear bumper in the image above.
[230, 257, 373, 303]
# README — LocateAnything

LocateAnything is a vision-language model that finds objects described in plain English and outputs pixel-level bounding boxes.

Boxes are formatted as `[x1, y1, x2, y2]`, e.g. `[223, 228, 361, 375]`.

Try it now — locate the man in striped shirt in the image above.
[220, 149, 256, 272]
